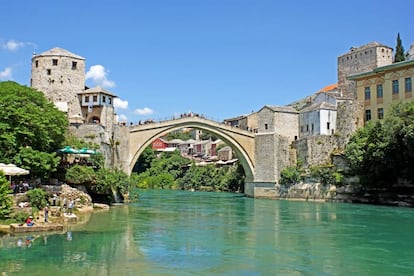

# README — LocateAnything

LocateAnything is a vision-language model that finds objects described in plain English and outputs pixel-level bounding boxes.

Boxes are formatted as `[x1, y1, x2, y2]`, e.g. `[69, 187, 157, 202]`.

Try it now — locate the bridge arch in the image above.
[128, 117, 256, 182]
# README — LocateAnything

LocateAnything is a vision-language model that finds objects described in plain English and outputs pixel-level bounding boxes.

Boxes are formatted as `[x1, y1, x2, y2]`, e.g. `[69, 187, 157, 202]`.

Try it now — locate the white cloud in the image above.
[2, 39, 35, 51]
[116, 114, 128, 123]
[114, 98, 128, 109]
[0, 67, 12, 80]
[85, 65, 115, 88]
[134, 107, 154, 116]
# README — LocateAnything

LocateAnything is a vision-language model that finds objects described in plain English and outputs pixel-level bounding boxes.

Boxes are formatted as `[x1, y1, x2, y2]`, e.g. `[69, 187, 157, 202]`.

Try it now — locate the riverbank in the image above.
[253, 182, 414, 208]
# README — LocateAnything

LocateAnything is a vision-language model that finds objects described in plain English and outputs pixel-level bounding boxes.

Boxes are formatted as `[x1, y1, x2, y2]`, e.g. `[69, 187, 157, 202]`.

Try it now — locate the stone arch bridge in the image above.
[124, 116, 287, 197]
[128, 116, 256, 182]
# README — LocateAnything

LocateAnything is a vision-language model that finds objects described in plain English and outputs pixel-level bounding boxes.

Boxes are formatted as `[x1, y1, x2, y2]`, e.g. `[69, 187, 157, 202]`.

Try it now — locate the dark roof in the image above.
[78, 86, 117, 97]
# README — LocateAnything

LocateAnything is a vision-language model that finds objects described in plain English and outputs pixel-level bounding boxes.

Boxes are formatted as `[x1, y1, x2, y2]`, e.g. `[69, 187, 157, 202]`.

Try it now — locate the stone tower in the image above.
[31, 47, 85, 121]
[337, 42, 393, 98]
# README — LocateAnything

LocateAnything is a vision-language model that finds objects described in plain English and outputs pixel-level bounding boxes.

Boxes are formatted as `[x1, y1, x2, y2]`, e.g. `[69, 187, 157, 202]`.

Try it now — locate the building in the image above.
[31, 48, 86, 123]
[223, 112, 258, 132]
[299, 102, 337, 137]
[256, 105, 299, 142]
[78, 86, 117, 128]
[348, 59, 414, 124]
[31, 47, 117, 127]
[337, 42, 393, 98]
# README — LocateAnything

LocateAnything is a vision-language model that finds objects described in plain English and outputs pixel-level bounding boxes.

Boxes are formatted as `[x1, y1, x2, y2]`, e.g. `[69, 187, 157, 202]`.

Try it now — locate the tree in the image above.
[13, 146, 60, 179]
[26, 188, 48, 210]
[345, 101, 414, 187]
[0, 81, 68, 172]
[0, 173, 13, 219]
[394, 33, 406, 62]
[65, 164, 96, 185]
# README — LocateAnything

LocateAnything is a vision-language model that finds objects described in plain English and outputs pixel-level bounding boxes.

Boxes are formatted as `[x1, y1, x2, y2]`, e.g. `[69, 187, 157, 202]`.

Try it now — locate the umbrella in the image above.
[57, 146, 80, 154]
[78, 148, 96, 155]
[0, 163, 30, 176]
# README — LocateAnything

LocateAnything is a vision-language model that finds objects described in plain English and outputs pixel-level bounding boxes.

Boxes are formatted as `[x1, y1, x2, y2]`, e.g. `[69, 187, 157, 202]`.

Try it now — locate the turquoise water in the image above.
[1, 189, 414, 275]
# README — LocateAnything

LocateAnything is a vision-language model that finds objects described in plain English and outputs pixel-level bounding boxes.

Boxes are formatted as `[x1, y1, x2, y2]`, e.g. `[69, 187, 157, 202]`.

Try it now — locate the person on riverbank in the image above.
[44, 204, 49, 222]
[68, 200, 74, 215]
[26, 216, 34, 226]
[62, 198, 67, 214]
[52, 193, 57, 206]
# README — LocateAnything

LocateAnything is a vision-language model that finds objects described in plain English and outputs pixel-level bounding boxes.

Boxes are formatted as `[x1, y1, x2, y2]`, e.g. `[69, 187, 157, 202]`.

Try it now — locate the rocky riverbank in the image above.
[256, 182, 414, 208]
[1, 184, 110, 235]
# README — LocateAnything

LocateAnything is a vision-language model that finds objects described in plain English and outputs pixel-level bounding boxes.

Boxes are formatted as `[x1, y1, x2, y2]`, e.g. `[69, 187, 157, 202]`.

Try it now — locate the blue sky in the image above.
[1, 0, 413, 123]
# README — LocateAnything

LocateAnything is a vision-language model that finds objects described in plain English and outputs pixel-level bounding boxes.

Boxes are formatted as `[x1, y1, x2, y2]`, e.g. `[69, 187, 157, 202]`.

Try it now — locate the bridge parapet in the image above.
[129, 116, 255, 138]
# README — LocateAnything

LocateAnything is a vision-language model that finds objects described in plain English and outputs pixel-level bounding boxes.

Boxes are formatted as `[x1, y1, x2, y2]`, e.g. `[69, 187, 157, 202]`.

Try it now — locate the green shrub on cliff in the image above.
[0, 173, 13, 219]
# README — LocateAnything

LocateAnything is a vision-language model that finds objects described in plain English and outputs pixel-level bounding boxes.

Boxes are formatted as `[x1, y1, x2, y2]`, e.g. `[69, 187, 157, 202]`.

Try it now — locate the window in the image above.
[102, 96, 106, 103]
[72, 61, 77, 70]
[392, 80, 399, 94]
[405, 77, 412, 92]
[52, 59, 58, 66]
[264, 123, 268, 130]
[327, 122, 330, 130]
[364, 87, 371, 100]
[365, 110, 371, 121]
[376, 84, 383, 98]
[108, 97, 112, 104]
[311, 123, 314, 131]
[35, 60, 39, 68]
[306, 125, 309, 132]
[47, 69, 51, 75]
[85, 96, 89, 103]
[378, 108, 384, 119]
[93, 95, 98, 102]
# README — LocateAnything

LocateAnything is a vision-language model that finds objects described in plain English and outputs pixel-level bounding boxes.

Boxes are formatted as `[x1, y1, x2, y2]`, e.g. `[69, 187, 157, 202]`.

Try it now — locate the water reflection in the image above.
[1, 190, 414, 275]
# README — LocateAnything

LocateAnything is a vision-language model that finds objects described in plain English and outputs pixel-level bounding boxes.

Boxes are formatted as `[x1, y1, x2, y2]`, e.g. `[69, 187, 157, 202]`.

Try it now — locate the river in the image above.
[1, 189, 414, 275]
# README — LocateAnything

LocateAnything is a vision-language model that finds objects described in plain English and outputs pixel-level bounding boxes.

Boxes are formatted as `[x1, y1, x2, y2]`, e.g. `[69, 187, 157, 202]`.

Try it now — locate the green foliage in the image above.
[12, 210, 31, 223]
[310, 165, 343, 185]
[133, 147, 156, 173]
[345, 101, 414, 187]
[26, 188, 48, 210]
[394, 33, 406, 62]
[0, 173, 13, 219]
[280, 165, 302, 186]
[94, 168, 130, 195]
[65, 164, 96, 184]
[0, 81, 67, 164]
[164, 130, 193, 140]
[135, 147, 245, 192]
[148, 150, 191, 179]
[13, 146, 60, 179]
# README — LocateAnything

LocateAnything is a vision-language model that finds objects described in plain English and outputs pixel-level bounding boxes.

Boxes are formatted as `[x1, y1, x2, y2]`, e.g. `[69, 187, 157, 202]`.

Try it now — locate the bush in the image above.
[0, 174, 13, 219]
[310, 165, 343, 185]
[26, 188, 48, 210]
[280, 165, 302, 186]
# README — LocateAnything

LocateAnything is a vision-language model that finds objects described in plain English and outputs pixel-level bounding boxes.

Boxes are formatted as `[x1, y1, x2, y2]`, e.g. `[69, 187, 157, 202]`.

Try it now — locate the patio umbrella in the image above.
[0, 163, 30, 183]
[57, 146, 80, 154]
[0, 163, 30, 176]
[78, 148, 96, 155]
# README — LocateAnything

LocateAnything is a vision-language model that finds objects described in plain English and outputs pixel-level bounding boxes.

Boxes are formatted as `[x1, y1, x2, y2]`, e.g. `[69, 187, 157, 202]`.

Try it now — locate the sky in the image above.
[1, 0, 413, 123]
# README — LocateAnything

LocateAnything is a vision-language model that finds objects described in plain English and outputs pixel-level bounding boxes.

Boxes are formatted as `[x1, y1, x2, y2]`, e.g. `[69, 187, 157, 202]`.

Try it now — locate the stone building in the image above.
[31, 47, 121, 169]
[78, 86, 117, 128]
[348, 59, 414, 124]
[256, 105, 299, 142]
[31, 48, 85, 123]
[337, 42, 393, 98]
[223, 111, 258, 133]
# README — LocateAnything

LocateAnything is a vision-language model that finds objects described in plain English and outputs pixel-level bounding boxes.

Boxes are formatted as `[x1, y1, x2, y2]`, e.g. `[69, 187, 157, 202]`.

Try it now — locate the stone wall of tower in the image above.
[337, 42, 393, 98]
[31, 50, 85, 119]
